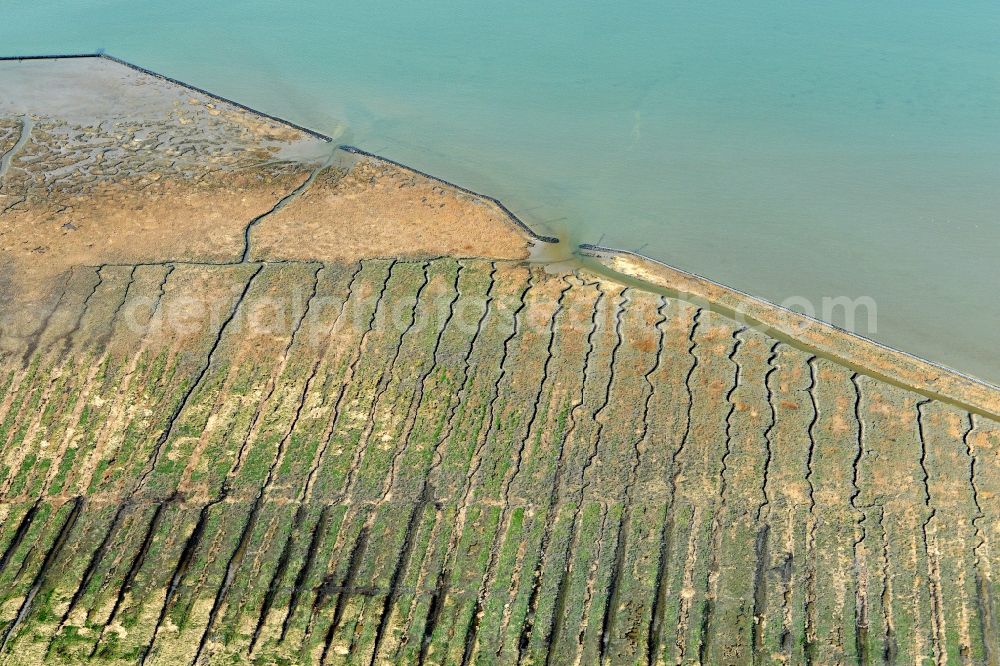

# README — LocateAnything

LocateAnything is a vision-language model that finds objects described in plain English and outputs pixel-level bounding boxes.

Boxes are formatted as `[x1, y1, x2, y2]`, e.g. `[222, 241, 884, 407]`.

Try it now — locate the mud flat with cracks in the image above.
[0, 55, 998, 665]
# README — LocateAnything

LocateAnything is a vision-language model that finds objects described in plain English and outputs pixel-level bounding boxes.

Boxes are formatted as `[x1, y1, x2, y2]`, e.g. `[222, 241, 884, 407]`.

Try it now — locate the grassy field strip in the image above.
[415, 263, 534, 665]
[923, 401, 988, 662]
[969, 415, 1000, 662]
[523, 282, 616, 665]
[756, 344, 813, 662]
[317, 260, 456, 661]
[700, 328, 772, 663]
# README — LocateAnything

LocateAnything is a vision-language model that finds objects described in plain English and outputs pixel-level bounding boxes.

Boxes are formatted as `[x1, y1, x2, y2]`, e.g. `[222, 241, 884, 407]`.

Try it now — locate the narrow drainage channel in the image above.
[0, 115, 33, 181]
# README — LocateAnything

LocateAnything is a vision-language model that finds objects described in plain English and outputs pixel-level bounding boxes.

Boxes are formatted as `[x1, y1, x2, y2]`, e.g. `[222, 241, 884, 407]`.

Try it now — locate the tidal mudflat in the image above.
[0, 56, 999, 665]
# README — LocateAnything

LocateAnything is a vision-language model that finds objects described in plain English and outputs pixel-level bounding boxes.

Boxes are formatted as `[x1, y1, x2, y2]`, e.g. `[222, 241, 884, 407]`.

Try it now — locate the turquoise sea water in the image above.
[3, 1, 999, 384]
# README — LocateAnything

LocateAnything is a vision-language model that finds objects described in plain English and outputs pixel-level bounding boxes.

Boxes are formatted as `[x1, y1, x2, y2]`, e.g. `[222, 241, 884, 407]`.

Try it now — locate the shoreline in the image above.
[339, 146, 560, 246]
[0, 51, 335, 142]
[0, 53, 559, 248]
[2, 52, 995, 418]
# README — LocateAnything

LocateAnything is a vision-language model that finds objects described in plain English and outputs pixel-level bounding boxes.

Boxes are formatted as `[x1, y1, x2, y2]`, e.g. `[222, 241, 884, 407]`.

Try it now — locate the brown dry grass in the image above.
[250, 158, 531, 263]
[1, 168, 310, 300]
